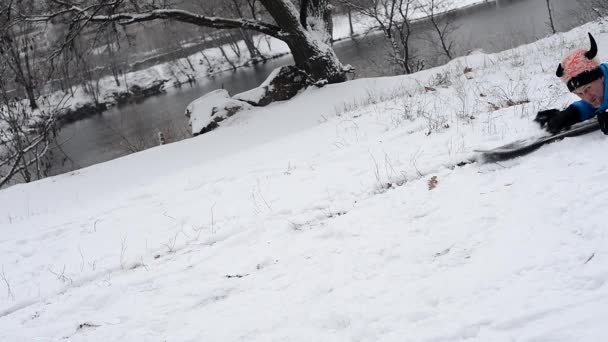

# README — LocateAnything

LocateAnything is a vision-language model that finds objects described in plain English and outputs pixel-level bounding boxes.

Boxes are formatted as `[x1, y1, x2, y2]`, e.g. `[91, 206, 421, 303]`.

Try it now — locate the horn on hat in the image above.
[585, 32, 598, 59]
[556, 63, 564, 77]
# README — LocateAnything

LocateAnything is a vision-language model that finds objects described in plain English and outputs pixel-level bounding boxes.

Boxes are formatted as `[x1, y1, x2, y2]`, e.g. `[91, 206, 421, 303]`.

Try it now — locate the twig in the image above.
[369, 151, 381, 185]
[120, 236, 127, 268]
[584, 252, 595, 264]
[79, 246, 85, 272]
[49, 265, 73, 284]
[162, 232, 179, 253]
[210, 203, 216, 234]
[1, 266, 15, 300]
[162, 211, 177, 221]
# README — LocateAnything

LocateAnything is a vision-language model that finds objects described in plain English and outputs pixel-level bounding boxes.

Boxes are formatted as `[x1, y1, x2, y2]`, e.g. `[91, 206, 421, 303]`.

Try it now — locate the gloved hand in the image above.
[534, 109, 560, 128]
[598, 110, 608, 135]
[535, 106, 580, 134]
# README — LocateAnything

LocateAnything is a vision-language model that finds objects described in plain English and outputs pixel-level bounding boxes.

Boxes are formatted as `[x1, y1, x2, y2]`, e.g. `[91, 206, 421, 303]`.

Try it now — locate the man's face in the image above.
[573, 77, 604, 107]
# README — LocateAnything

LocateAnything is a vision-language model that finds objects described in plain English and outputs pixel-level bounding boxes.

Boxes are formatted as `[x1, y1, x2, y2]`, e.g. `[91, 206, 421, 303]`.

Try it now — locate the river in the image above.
[49, 0, 598, 175]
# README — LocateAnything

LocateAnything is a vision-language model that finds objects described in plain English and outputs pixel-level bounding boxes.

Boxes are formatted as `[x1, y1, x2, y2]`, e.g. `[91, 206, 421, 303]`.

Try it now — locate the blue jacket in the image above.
[570, 63, 608, 121]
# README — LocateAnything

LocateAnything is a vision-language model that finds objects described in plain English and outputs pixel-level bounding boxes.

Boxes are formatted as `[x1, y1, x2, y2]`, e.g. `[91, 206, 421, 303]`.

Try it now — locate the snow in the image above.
[332, 0, 492, 41]
[2, 11, 608, 342]
[233, 86, 268, 104]
[233, 67, 283, 104]
[186, 89, 252, 134]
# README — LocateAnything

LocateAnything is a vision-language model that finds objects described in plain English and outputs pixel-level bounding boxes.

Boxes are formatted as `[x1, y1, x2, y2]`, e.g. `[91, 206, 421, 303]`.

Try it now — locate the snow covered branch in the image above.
[25, 6, 285, 40]
[0, 112, 56, 188]
[0, 80, 60, 188]
[17, 0, 347, 89]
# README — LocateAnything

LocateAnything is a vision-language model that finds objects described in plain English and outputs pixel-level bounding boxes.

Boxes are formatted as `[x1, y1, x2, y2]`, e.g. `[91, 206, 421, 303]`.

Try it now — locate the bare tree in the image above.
[340, 0, 423, 74]
[588, 0, 608, 18]
[546, 0, 556, 34]
[0, 65, 62, 188]
[226, 0, 263, 60]
[422, 0, 456, 61]
[99, 22, 128, 87]
[54, 44, 77, 96]
[0, 0, 44, 110]
[347, 6, 354, 36]
[68, 35, 103, 105]
[21, 0, 349, 85]
[210, 33, 238, 70]
[226, 30, 243, 58]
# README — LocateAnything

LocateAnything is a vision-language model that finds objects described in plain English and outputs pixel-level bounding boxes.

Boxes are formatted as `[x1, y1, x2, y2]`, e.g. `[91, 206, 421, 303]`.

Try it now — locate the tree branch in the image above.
[0, 131, 53, 187]
[26, 7, 285, 39]
[300, 0, 309, 28]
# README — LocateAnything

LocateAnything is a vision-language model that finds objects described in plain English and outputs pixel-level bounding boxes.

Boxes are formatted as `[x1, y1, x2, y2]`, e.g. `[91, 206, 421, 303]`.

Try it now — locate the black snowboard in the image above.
[475, 120, 600, 162]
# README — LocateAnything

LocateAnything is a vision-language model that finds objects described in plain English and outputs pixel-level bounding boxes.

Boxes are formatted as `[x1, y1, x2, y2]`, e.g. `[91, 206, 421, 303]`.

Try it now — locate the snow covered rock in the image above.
[186, 89, 252, 136]
[233, 65, 308, 106]
[111, 79, 168, 105]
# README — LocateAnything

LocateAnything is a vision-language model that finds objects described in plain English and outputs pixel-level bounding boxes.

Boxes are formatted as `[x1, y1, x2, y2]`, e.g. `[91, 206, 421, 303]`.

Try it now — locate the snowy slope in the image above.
[1, 19, 608, 341]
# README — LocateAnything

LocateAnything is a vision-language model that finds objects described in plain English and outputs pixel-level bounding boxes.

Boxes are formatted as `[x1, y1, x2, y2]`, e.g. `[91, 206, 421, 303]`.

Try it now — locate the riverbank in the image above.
[42, 43, 291, 127]
[53, 51, 291, 126]
[22, 0, 493, 129]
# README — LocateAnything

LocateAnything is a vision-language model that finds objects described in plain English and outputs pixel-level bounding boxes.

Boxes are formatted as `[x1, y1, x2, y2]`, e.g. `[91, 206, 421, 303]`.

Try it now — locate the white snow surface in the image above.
[233, 66, 283, 104]
[2, 20, 608, 341]
[232, 85, 268, 104]
[187, 89, 252, 134]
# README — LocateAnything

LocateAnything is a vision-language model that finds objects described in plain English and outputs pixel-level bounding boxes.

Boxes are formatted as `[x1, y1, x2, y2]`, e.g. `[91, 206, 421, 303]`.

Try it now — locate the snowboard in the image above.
[474, 120, 600, 162]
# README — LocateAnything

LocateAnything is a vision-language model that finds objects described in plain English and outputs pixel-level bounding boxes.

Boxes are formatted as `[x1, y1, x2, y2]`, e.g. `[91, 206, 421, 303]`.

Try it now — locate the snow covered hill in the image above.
[1, 19, 608, 341]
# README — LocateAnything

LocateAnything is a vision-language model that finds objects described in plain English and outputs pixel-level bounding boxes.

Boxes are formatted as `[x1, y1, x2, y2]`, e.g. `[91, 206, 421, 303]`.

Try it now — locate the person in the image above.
[534, 32, 608, 134]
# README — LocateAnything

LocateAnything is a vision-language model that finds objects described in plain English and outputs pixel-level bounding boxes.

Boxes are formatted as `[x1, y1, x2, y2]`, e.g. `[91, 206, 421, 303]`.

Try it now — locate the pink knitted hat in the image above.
[556, 33, 601, 92]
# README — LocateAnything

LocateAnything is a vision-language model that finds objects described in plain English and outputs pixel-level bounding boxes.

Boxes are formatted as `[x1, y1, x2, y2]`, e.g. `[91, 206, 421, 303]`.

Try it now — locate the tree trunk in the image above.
[213, 35, 237, 70]
[229, 0, 262, 61]
[301, 0, 333, 45]
[22, 46, 39, 110]
[25, 85, 37, 110]
[260, 0, 345, 83]
[200, 50, 212, 67]
[2, 34, 38, 109]
[227, 31, 242, 58]
[545, 0, 556, 34]
[317, 0, 334, 44]
[240, 28, 261, 59]
[106, 34, 121, 86]
[348, 8, 354, 36]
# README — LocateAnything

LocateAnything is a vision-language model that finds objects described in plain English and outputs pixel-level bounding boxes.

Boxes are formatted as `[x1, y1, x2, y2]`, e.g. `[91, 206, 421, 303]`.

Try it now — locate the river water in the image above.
[50, 0, 598, 175]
